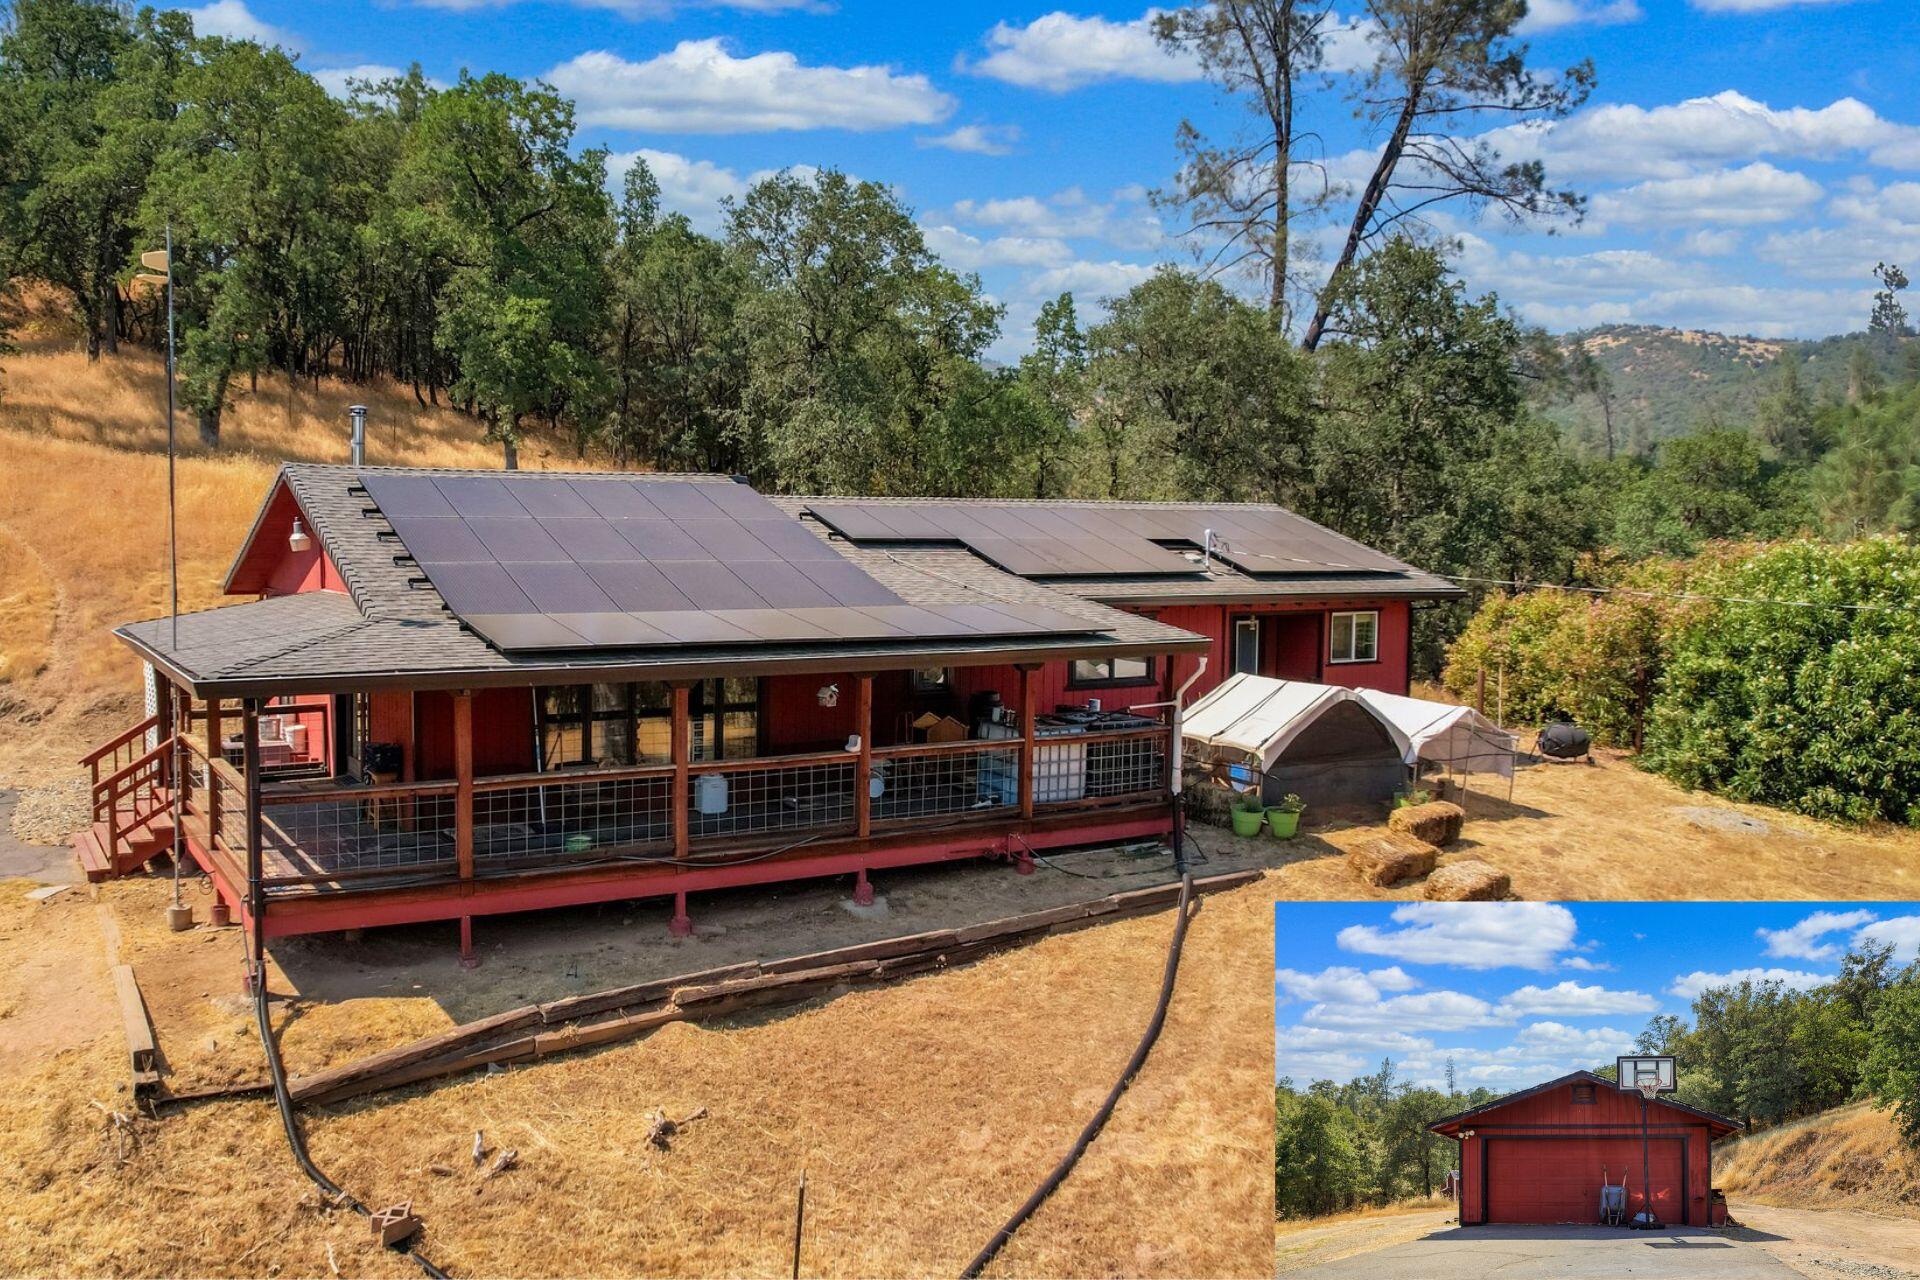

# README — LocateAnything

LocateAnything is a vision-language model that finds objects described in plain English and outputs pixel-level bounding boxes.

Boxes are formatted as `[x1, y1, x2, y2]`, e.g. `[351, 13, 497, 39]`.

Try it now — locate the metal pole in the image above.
[790, 1170, 806, 1280]
[165, 222, 178, 652]
[1640, 1091, 1653, 1228]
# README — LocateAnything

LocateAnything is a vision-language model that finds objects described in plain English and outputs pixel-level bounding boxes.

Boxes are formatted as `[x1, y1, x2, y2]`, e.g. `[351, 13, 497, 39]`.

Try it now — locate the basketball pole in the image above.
[1638, 1086, 1656, 1230]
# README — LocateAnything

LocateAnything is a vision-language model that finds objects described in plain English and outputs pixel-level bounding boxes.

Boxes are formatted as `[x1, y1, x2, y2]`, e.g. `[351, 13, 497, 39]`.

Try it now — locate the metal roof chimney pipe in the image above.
[349, 404, 368, 468]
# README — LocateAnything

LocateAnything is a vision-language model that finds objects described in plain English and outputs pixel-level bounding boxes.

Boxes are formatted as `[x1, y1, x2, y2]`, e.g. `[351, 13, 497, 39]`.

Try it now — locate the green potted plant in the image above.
[1266, 793, 1305, 838]
[1229, 790, 1266, 837]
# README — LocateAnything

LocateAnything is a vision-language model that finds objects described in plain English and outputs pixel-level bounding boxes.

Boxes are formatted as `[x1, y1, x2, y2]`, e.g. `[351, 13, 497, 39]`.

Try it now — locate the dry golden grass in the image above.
[0, 875, 1276, 1279]
[1716, 1102, 1920, 1219]
[0, 328, 605, 788]
[1240, 746, 1920, 901]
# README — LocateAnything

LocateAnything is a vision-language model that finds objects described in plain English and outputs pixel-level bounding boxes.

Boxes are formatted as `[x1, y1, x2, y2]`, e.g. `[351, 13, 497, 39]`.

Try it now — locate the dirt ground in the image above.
[1732, 1204, 1920, 1280]
[1241, 747, 1920, 902]
[0, 843, 1277, 1279]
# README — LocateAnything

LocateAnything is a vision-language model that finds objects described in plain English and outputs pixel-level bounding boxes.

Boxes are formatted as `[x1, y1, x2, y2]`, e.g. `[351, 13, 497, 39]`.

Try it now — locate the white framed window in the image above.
[1328, 610, 1379, 664]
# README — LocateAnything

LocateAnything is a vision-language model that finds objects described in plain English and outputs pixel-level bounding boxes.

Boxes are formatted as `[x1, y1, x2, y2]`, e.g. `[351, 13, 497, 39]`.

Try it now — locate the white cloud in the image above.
[547, 40, 953, 134]
[1306, 989, 1507, 1034]
[1593, 163, 1824, 227]
[1520, 0, 1643, 32]
[1489, 91, 1920, 183]
[1668, 967, 1833, 999]
[1691, 0, 1863, 11]
[950, 187, 1165, 251]
[919, 124, 1021, 157]
[1677, 228, 1744, 256]
[184, 0, 302, 49]
[1275, 965, 1420, 1006]
[1856, 916, 1920, 963]
[1511, 1022, 1640, 1058]
[1757, 909, 1882, 961]
[1499, 981, 1659, 1018]
[921, 224, 1072, 270]
[1023, 258, 1159, 300]
[1561, 956, 1614, 972]
[965, 10, 1197, 92]
[1337, 903, 1580, 972]
[608, 149, 750, 231]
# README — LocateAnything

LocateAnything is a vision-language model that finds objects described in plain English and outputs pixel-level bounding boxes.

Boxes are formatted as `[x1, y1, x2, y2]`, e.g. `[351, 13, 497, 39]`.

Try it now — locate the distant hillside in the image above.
[1715, 1101, 1920, 1219]
[1539, 325, 1913, 455]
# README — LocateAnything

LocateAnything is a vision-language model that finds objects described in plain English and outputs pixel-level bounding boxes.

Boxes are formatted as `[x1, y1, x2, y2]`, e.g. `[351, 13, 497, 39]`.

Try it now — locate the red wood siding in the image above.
[1153, 599, 1412, 700]
[1452, 1081, 1716, 1227]
[415, 688, 536, 779]
[236, 481, 349, 599]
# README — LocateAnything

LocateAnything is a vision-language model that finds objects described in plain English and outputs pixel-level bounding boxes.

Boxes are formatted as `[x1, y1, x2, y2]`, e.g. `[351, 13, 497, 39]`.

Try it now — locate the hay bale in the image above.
[1347, 835, 1438, 888]
[1389, 800, 1465, 847]
[1182, 778, 1238, 830]
[1423, 860, 1510, 901]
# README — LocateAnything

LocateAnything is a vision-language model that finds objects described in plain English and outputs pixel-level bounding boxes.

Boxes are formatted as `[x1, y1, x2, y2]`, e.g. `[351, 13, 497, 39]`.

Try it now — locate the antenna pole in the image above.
[165, 220, 178, 652]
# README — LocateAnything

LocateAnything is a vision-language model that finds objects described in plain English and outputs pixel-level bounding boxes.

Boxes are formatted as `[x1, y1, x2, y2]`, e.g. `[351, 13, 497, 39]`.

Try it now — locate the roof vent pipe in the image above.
[348, 404, 368, 468]
[1202, 527, 1216, 572]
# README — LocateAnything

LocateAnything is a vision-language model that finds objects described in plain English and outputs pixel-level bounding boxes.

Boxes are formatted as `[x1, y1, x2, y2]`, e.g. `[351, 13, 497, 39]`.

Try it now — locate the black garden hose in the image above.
[250, 965, 453, 1279]
[959, 871, 1198, 1279]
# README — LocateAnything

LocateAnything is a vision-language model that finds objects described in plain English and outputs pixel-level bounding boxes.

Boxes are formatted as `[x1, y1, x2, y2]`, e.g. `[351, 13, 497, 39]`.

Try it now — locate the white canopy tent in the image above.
[1354, 689, 1519, 780]
[1183, 673, 1412, 770]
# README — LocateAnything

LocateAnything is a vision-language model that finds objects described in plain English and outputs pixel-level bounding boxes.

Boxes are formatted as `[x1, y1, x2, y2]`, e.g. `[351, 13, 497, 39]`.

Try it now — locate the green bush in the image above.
[1642, 537, 1920, 825]
[1441, 554, 1706, 747]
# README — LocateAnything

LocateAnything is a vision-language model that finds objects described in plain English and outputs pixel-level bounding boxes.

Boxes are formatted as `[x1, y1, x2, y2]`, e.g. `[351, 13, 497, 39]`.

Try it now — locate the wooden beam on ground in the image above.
[161, 869, 1264, 1111]
[112, 963, 158, 1095]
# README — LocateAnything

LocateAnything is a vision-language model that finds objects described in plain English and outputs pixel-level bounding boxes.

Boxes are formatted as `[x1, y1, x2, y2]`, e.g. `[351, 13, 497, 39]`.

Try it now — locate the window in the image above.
[539, 679, 760, 769]
[1328, 610, 1379, 664]
[1069, 656, 1155, 688]
[1572, 1084, 1597, 1105]
[1232, 618, 1261, 675]
[910, 667, 951, 693]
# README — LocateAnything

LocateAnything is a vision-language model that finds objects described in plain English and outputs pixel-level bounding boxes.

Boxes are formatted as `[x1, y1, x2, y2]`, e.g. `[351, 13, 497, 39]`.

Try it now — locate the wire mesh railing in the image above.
[471, 768, 675, 867]
[871, 741, 1019, 823]
[259, 784, 458, 883]
[688, 756, 858, 842]
[1081, 729, 1170, 801]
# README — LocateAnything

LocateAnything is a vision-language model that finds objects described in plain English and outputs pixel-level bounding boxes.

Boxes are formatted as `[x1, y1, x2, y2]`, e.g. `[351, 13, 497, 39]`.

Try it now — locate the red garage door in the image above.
[1485, 1136, 1685, 1224]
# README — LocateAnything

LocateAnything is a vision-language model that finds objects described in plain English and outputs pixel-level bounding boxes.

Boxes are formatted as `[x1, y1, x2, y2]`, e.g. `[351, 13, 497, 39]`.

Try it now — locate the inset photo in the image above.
[1273, 902, 1920, 1279]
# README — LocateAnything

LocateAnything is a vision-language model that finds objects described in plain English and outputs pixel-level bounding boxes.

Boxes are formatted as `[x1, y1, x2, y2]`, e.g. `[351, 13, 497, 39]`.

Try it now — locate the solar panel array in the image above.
[361, 474, 1109, 652]
[804, 502, 1407, 578]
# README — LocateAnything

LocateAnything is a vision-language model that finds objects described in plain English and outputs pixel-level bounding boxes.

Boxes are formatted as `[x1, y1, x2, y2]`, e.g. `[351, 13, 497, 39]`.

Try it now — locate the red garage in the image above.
[1430, 1071, 1742, 1227]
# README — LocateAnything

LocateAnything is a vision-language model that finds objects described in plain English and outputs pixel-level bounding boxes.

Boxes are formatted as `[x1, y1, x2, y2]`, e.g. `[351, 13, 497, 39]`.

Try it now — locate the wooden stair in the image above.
[72, 797, 179, 882]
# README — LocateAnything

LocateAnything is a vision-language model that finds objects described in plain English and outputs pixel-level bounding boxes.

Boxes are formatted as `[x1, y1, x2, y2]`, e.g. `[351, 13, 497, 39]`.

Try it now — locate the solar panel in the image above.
[806, 501, 1409, 578]
[362, 473, 1114, 653]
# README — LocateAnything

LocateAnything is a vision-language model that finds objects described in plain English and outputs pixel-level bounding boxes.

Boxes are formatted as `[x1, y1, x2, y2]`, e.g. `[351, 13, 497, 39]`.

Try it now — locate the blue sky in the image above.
[178, 0, 1920, 358]
[1275, 901, 1920, 1093]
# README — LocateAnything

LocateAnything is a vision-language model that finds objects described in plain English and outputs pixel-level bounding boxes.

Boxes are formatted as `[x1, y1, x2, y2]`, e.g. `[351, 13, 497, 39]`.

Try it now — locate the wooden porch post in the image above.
[242, 699, 264, 981]
[854, 674, 873, 840]
[1018, 664, 1039, 824]
[669, 682, 693, 937]
[155, 676, 175, 785]
[204, 697, 224, 833]
[453, 690, 474, 882]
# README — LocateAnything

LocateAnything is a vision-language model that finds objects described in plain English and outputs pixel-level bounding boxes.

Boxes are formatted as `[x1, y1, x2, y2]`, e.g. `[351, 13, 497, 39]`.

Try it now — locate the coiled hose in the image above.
[251, 965, 452, 1279]
[959, 871, 1197, 1279]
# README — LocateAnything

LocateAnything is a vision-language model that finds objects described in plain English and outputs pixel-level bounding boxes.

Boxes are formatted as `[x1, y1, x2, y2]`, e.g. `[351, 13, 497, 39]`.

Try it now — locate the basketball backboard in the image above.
[1616, 1055, 1677, 1094]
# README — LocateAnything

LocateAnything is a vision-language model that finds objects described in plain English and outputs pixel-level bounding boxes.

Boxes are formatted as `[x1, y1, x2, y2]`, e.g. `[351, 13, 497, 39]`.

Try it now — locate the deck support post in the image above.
[854, 674, 873, 840]
[453, 690, 474, 884]
[670, 683, 691, 861]
[669, 891, 692, 938]
[459, 915, 477, 969]
[1017, 664, 1039, 824]
[853, 867, 875, 906]
[242, 698, 263, 987]
[205, 697, 223, 835]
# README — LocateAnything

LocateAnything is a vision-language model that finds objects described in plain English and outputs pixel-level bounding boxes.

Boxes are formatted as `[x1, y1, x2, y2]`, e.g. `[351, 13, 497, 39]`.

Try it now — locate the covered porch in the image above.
[84, 654, 1180, 965]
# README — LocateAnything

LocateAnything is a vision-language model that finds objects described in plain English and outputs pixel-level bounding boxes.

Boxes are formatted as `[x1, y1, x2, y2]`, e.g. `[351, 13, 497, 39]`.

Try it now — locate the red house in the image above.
[1430, 1071, 1742, 1227]
[78, 465, 1456, 963]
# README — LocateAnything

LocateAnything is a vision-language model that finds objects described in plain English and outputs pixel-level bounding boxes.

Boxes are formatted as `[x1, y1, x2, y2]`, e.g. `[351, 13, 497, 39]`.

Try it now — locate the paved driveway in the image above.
[1285, 1223, 1802, 1278]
